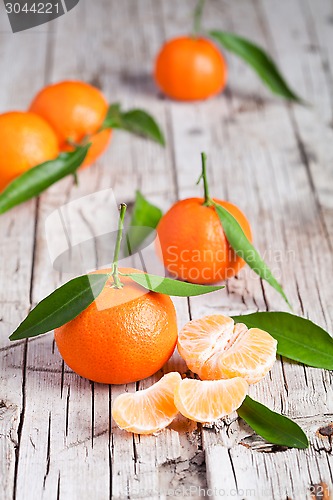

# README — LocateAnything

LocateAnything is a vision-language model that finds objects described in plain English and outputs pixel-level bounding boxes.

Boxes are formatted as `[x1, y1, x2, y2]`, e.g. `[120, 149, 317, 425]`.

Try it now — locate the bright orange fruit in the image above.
[178, 315, 277, 384]
[155, 37, 227, 101]
[54, 268, 178, 385]
[156, 198, 252, 284]
[0, 111, 59, 191]
[174, 377, 248, 423]
[29, 80, 111, 167]
[112, 372, 181, 434]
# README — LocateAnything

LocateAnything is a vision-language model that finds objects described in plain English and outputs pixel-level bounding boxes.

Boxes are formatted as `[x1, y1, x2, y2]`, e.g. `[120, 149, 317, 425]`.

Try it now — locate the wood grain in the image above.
[0, 0, 332, 498]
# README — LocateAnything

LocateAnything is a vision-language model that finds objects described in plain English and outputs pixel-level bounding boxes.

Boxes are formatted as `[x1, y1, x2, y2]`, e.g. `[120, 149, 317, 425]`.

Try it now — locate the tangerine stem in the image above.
[199, 152, 213, 206]
[193, 0, 206, 36]
[112, 203, 127, 288]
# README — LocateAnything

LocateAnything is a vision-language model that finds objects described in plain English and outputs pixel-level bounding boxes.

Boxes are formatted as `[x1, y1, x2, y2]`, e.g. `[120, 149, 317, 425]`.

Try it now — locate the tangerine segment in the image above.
[178, 315, 277, 384]
[112, 372, 181, 434]
[174, 377, 248, 423]
[177, 315, 234, 376]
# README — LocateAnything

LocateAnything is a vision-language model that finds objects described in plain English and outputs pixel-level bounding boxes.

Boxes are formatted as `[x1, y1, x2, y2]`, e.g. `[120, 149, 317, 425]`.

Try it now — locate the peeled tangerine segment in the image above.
[174, 377, 248, 423]
[112, 372, 181, 434]
[178, 315, 277, 384]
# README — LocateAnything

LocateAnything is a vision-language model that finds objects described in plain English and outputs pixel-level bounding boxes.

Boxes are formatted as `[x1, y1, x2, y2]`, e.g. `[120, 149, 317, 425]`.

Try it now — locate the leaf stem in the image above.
[112, 203, 127, 288]
[197, 152, 213, 206]
[193, 0, 206, 36]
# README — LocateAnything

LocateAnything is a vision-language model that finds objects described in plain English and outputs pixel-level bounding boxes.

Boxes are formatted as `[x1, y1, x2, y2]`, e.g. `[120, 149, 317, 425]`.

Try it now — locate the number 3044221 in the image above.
[5, 3, 60, 14]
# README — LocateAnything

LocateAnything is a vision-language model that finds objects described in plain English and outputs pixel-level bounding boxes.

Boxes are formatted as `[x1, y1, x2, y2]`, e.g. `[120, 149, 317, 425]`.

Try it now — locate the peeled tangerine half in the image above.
[178, 315, 277, 384]
[174, 377, 248, 423]
[112, 372, 181, 434]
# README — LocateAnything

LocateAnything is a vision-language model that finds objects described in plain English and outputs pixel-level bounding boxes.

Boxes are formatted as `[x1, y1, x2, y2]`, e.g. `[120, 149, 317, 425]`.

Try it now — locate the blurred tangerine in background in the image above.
[30, 80, 112, 167]
[154, 36, 227, 101]
[0, 111, 59, 191]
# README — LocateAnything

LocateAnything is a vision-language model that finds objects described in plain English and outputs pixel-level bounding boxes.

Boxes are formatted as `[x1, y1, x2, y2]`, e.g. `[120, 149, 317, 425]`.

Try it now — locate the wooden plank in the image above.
[0, 14, 52, 498]
[1, 0, 332, 498]
[11, 1, 205, 498]
[160, 0, 333, 498]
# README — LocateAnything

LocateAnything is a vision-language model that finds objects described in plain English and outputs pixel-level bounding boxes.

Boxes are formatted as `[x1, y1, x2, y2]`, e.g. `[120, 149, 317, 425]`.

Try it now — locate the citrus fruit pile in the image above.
[8, 198, 314, 448]
[38, 202, 276, 433]
[0, 80, 110, 190]
[112, 314, 277, 434]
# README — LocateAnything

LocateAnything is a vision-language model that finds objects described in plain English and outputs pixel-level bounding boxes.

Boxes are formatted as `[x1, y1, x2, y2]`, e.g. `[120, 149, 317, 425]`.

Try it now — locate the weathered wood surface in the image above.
[0, 0, 332, 498]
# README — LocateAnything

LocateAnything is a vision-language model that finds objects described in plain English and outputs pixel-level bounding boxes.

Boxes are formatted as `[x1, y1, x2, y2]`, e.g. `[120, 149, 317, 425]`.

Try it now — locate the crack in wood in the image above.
[56, 472, 60, 500]
[65, 386, 70, 437]
[43, 413, 51, 489]
[12, 339, 28, 500]
[240, 436, 289, 453]
[91, 382, 95, 449]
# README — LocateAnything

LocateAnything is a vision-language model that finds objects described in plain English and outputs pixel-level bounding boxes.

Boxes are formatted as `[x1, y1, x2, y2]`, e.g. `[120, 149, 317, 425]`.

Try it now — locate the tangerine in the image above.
[154, 36, 227, 101]
[0, 111, 59, 191]
[54, 268, 178, 385]
[29, 80, 111, 167]
[156, 197, 252, 284]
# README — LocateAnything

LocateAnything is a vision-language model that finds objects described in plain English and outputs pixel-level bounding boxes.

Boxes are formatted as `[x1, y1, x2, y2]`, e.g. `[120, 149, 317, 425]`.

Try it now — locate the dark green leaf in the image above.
[209, 30, 303, 103]
[0, 145, 89, 215]
[124, 190, 162, 256]
[102, 103, 165, 145]
[127, 273, 224, 297]
[10, 274, 108, 341]
[232, 312, 333, 370]
[214, 204, 291, 307]
[238, 396, 308, 449]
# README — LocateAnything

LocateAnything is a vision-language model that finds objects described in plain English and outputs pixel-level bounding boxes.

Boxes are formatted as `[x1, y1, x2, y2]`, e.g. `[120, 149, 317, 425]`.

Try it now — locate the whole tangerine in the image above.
[156, 198, 252, 284]
[154, 36, 227, 101]
[29, 80, 112, 168]
[54, 268, 178, 385]
[0, 111, 59, 191]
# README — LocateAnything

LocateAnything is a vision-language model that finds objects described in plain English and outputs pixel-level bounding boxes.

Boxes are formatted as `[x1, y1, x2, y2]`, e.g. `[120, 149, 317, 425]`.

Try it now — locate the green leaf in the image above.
[102, 103, 165, 145]
[10, 274, 108, 341]
[0, 145, 89, 215]
[214, 204, 291, 307]
[127, 272, 224, 297]
[209, 30, 303, 103]
[232, 312, 333, 370]
[124, 190, 162, 256]
[238, 396, 308, 449]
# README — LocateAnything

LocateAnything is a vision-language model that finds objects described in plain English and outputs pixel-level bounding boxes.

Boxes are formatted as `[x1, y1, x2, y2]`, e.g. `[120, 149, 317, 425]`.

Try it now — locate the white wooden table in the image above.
[1, 1, 333, 498]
